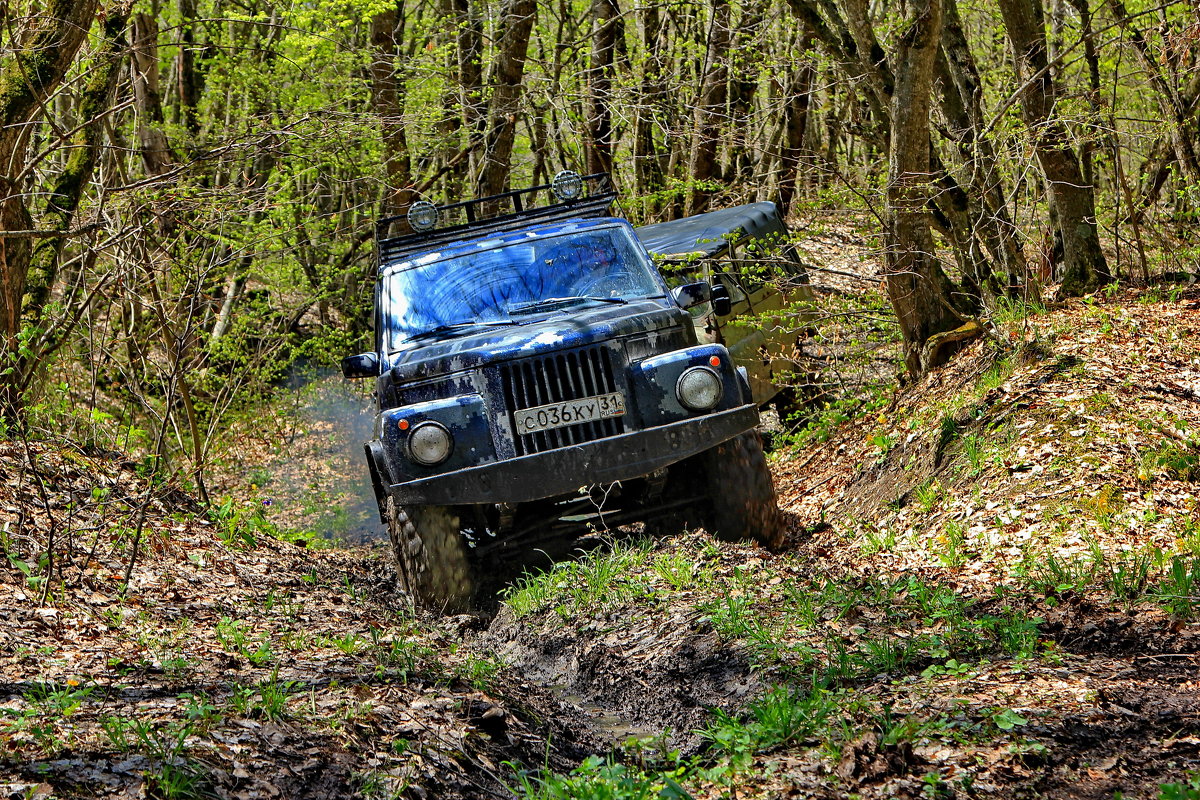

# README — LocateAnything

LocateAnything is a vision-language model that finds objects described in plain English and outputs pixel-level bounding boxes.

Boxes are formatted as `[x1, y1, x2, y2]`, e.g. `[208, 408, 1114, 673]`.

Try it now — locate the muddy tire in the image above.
[703, 429, 782, 549]
[385, 496, 474, 613]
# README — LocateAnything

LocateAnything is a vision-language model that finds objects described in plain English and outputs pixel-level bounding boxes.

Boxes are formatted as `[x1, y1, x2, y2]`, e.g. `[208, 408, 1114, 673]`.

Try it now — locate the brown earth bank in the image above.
[0, 285, 1198, 798]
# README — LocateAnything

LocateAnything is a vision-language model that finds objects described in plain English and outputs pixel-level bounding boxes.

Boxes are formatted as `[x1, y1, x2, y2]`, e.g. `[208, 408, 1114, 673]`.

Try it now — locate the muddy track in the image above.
[481, 604, 762, 755]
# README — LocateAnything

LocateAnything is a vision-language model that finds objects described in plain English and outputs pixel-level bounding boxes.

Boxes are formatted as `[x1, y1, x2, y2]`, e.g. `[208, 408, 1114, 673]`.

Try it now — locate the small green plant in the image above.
[962, 434, 985, 475]
[509, 754, 692, 800]
[860, 636, 913, 674]
[938, 520, 968, 568]
[1158, 554, 1200, 618]
[215, 617, 274, 665]
[330, 632, 364, 655]
[921, 658, 974, 679]
[1140, 441, 1200, 483]
[870, 432, 896, 459]
[860, 521, 897, 554]
[913, 480, 943, 514]
[1106, 549, 1158, 601]
[253, 671, 299, 721]
[991, 708, 1029, 731]
[1025, 551, 1096, 597]
[651, 551, 701, 591]
[1160, 773, 1200, 800]
[701, 684, 836, 769]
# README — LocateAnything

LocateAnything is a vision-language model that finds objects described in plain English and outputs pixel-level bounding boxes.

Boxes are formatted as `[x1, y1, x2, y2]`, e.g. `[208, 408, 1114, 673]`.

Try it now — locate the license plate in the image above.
[514, 392, 626, 435]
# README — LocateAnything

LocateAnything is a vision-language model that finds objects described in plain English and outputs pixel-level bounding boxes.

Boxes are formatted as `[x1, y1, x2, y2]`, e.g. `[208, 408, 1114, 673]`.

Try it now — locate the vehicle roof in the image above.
[634, 201, 786, 259]
[380, 216, 633, 275]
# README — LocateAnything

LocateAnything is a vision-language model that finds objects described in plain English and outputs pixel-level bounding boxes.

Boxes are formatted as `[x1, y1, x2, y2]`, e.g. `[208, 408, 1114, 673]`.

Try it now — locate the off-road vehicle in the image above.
[343, 173, 786, 610]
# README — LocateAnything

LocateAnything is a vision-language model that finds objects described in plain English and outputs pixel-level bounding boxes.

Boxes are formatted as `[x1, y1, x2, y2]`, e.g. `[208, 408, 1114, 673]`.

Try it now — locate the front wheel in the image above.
[702, 429, 783, 549]
[385, 496, 475, 612]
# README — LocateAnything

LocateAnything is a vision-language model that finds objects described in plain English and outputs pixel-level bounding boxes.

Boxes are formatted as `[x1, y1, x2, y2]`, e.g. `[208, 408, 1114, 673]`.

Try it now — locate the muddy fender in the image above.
[365, 441, 390, 523]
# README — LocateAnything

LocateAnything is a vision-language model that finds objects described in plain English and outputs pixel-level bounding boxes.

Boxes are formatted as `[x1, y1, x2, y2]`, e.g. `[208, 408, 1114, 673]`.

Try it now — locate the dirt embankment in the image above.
[479, 286, 1200, 799]
[2, 286, 1200, 799]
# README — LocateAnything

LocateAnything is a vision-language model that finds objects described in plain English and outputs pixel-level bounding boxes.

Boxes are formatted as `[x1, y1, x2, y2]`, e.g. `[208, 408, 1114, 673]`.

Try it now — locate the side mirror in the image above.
[711, 284, 733, 316]
[342, 352, 380, 379]
[671, 281, 712, 310]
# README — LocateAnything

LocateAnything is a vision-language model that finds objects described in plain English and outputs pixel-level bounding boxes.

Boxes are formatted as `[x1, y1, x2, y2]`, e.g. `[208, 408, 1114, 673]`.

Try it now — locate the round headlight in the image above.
[551, 170, 584, 201]
[676, 366, 722, 411]
[407, 201, 439, 232]
[408, 421, 453, 465]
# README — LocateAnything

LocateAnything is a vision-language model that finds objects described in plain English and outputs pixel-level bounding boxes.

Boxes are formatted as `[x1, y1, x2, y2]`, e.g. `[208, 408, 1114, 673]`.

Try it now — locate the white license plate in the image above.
[514, 392, 626, 435]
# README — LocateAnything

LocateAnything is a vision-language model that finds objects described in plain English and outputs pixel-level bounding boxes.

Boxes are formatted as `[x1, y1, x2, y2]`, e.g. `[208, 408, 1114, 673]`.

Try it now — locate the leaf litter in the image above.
[2, 286, 1200, 798]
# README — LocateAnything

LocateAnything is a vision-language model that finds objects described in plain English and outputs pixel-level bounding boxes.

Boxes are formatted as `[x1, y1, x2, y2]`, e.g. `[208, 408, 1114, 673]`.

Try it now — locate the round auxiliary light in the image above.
[676, 366, 722, 412]
[408, 421, 453, 466]
[551, 170, 584, 201]
[407, 200, 440, 233]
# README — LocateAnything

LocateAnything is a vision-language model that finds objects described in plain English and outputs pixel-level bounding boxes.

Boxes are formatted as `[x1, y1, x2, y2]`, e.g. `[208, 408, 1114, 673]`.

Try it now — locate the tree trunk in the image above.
[475, 0, 537, 197]
[0, 0, 101, 416]
[450, 0, 485, 177]
[686, 0, 731, 215]
[778, 26, 816, 216]
[176, 0, 201, 134]
[23, 4, 132, 331]
[884, 0, 968, 376]
[997, 0, 1110, 296]
[1104, 0, 1200, 192]
[936, 0, 1028, 296]
[370, 5, 411, 219]
[724, 0, 769, 182]
[585, 0, 622, 177]
[632, 0, 666, 202]
[130, 12, 175, 176]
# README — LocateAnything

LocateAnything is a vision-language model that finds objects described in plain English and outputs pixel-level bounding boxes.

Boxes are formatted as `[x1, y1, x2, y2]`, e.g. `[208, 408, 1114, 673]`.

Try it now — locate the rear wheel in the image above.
[385, 496, 474, 612]
[702, 429, 782, 549]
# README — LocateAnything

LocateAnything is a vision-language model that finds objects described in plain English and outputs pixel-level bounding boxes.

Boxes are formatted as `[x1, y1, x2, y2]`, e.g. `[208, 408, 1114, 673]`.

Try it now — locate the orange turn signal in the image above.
[708, 356, 721, 367]
[398, 419, 410, 431]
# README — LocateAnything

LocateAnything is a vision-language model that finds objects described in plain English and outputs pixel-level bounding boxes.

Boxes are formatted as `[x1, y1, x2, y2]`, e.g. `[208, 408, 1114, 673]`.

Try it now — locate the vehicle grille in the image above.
[500, 346, 624, 456]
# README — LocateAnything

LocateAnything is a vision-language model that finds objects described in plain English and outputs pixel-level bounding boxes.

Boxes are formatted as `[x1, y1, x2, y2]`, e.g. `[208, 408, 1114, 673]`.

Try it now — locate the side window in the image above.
[652, 253, 706, 289]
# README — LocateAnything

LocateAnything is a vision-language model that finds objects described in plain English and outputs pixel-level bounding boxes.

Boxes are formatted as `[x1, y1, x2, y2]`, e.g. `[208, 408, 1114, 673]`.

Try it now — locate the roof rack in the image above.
[376, 173, 616, 266]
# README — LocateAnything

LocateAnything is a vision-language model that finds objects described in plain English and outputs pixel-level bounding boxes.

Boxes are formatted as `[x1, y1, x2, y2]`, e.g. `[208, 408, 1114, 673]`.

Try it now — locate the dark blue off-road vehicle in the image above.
[343, 173, 783, 610]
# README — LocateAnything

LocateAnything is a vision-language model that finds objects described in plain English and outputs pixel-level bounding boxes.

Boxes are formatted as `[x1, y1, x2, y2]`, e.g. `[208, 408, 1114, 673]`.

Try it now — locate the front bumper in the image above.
[388, 403, 759, 505]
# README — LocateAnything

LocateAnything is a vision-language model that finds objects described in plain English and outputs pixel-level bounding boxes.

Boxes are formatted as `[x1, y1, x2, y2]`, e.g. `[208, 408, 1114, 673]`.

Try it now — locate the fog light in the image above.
[551, 170, 583, 201]
[407, 201, 439, 232]
[676, 366, 722, 411]
[408, 421, 452, 465]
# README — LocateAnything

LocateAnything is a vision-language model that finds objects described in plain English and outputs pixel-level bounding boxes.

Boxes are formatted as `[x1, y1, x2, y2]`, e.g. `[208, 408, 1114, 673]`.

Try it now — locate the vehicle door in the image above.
[729, 242, 816, 405]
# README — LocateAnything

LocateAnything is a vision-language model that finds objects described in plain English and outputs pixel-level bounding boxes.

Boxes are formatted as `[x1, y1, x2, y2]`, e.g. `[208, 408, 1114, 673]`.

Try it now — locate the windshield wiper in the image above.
[403, 320, 519, 343]
[510, 296, 629, 314]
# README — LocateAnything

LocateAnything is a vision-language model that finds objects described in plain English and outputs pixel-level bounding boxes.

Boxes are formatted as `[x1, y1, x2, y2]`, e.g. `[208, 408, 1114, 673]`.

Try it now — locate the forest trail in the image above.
[1, 285, 1199, 798]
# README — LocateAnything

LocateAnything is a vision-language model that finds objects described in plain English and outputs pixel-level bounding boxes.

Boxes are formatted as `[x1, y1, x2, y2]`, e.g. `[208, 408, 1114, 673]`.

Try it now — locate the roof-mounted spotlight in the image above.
[551, 170, 584, 201]
[407, 200, 440, 232]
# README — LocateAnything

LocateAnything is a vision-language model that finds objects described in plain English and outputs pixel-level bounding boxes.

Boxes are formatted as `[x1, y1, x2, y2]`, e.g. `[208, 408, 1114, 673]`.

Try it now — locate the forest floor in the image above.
[2, 269, 1200, 798]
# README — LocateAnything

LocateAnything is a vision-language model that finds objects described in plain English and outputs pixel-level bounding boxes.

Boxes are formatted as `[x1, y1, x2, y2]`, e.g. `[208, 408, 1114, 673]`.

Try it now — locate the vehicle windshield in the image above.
[380, 225, 665, 348]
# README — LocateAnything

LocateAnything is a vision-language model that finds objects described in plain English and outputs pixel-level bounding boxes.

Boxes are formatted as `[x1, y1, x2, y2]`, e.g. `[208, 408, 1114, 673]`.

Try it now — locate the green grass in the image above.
[503, 539, 659, 618]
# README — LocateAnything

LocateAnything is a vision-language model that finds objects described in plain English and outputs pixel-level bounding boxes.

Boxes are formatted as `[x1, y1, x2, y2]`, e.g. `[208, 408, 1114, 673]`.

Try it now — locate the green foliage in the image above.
[503, 539, 657, 618]
[511, 755, 693, 800]
[701, 685, 836, 765]
[1160, 774, 1200, 800]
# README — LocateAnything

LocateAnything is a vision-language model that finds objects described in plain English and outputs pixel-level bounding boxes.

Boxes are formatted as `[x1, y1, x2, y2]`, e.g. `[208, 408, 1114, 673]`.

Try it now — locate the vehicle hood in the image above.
[384, 299, 687, 382]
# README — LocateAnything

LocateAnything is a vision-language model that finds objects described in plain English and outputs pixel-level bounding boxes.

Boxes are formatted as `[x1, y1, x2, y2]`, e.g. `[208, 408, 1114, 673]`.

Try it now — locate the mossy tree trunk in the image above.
[884, 0, 972, 376]
[0, 0, 101, 418]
